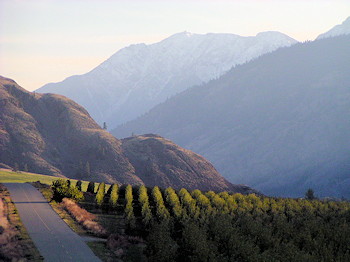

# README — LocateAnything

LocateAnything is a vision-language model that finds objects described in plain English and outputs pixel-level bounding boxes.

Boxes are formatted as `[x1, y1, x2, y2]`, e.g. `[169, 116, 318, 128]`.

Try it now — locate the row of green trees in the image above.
[125, 185, 136, 228]
[139, 185, 152, 225]
[152, 186, 170, 221]
[51, 179, 350, 261]
[117, 185, 350, 262]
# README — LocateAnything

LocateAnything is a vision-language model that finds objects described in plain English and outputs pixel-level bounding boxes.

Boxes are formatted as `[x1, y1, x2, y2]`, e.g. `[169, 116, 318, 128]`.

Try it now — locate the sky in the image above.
[1, 0, 349, 91]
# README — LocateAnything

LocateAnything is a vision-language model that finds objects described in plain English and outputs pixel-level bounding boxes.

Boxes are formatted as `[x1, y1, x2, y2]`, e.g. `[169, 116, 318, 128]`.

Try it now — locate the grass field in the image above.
[0, 169, 106, 192]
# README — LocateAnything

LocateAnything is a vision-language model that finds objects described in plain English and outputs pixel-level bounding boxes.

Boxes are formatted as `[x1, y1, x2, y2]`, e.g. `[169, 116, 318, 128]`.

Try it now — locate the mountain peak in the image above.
[163, 31, 197, 41]
[38, 31, 297, 129]
[256, 31, 291, 38]
[317, 16, 350, 40]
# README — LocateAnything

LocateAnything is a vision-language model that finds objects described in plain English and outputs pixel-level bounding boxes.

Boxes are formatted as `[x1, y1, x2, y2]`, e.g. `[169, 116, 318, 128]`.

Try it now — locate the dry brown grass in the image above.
[0, 198, 21, 261]
[62, 198, 107, 237]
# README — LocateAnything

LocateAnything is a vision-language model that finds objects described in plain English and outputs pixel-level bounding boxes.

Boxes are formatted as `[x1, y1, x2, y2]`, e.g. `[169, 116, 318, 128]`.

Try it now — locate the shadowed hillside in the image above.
[0, 76, 139, 184]
[122, 134, 253, 192]
[113, 35, 350, 198]
[0, 76, 254, 193]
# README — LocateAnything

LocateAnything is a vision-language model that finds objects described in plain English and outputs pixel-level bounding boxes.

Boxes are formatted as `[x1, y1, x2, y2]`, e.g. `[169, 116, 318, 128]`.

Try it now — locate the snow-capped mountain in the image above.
[113, 35, 350, 198]
[317, 16, 350, 39]
[37, 31, 297, 129]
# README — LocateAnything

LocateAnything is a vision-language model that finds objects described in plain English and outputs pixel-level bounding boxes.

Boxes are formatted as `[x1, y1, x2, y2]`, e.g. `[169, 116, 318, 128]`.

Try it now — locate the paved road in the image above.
[5, 183, 101, 262]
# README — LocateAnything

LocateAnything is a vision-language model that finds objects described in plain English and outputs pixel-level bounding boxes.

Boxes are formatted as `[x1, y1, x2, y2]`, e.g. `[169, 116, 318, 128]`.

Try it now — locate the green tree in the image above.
[152, 186, 170, 221]
[165, 187, 183, 219]
[139, 185, 152, 225]
[146, 222, 178, 262]
[305, 188, 315, 200]
[51, 179, 84, 202]
[179, 188, 199, 219]
[87, 181, 95, 193]
[103, 122, 107, 130]
[75, 180, 82, 191]
[23, 163, 29, 172]
[180, 222, 214, 262]
[95, 182, 106, 207]
[109, 184, 119, 210]
[125, 185, 136, 229]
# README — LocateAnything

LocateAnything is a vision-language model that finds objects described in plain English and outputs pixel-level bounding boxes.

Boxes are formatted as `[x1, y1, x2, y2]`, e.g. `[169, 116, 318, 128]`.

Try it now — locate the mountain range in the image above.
[37, 31, 297, 129]
[317, 16, 350, 39]
[0, 76, 254, 193]
[113, 34, 350, 198]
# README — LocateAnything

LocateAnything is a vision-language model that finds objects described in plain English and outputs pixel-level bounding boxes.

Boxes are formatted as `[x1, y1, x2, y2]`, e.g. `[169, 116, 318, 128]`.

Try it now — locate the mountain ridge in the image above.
[37, 31, 297, 129]
[317, 16, 350, 39]
[0, 76, 254, 193]
[113, 35, 350, 198]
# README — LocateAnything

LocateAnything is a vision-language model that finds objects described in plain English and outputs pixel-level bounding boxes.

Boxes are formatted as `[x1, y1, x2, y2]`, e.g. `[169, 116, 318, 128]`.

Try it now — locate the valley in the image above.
[1, 4, 350, 260]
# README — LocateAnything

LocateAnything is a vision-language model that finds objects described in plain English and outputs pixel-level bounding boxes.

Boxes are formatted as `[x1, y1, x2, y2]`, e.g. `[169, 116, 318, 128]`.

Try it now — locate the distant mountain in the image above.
[0, 76, 254, 192]
[317, 16, 350, 39]
[113, 35, 350, 198]
[37, 31, 297, 129]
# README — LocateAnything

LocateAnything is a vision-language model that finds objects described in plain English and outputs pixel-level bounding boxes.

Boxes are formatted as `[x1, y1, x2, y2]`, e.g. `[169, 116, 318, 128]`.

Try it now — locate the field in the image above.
[0, 169, 107, 192]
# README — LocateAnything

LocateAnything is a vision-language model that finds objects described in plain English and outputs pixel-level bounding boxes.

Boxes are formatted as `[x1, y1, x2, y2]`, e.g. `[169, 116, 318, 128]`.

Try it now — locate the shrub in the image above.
[51, 179, 84, 202]
[62, 198, 106, 236]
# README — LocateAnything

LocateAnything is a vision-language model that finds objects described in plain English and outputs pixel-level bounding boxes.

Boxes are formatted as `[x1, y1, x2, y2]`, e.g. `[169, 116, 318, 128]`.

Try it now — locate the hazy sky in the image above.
[1, 0, 349, 91]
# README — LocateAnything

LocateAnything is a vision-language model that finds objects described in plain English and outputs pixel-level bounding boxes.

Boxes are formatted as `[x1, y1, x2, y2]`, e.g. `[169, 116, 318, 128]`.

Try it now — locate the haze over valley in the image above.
[2, 1, 350, 261]
[30, 16, 350, 198]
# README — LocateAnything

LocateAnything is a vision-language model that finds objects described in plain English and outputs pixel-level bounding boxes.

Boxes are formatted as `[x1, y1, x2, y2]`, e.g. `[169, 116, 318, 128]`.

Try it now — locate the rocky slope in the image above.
[113, 35, 350, 198]
[0, 76, 252, 192]
[37, 31, 297, 129]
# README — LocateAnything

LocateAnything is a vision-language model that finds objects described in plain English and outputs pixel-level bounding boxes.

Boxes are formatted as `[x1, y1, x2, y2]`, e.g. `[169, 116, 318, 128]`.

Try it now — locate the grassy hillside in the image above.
[0, 169, 102, 192]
